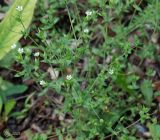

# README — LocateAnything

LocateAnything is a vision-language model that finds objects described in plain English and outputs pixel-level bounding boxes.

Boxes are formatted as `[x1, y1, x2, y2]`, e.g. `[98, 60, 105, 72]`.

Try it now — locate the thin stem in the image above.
[65, 1, 77, 40]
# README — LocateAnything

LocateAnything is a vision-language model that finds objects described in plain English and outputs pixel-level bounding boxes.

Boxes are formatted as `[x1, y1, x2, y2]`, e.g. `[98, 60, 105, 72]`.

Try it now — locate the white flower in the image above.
[109, 69, 114, 75]
[83, 28, 89, 33]
[34, 52, 40, 57]
[11, 44, 17, 49]
[66, 75, 72, 80]
[40, 80, 46, 86]
[16, 6, 23, 11]
[18, 48, 24, 54]
[85, 10, 93, 16]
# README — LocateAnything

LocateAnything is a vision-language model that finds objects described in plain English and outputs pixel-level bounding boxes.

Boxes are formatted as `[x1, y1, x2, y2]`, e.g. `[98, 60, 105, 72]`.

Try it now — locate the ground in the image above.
[0, 0, 160, 140]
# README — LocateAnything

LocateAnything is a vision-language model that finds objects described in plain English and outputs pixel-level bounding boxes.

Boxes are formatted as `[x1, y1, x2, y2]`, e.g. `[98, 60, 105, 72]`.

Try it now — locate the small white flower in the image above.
[66, 75, 72, 80]
[34, 52, 40, 57]
[40, 80, 46, 86]
[11, 44, 17, 49]
[85, 10, 93, 16]
[109, 69, 114, 75]
[83, 28, 89, 33]
[18, 48, 24, 54]
[16, 6, 23, 11]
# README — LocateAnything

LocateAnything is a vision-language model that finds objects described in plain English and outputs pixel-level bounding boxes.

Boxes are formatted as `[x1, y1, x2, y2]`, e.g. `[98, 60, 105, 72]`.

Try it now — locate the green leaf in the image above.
[0, 0, 37, 60]
[0, 77, 12, 91]
[140, 80, 153, 105]
[0, 49, 17, 68]
[0, 77, 28, 99]
[149, 124, 160, 140]
[115, 74, 135, 94]
[5, 85, 28, 96]
[133, 4, 142, 12]
[105, 109, 126, 126]
[4, 99, 16, 116]
[0, 136, 4, 140]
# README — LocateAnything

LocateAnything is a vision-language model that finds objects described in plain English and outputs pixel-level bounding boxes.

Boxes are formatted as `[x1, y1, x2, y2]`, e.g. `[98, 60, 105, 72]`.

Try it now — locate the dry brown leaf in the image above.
[47, 67, 59, 80]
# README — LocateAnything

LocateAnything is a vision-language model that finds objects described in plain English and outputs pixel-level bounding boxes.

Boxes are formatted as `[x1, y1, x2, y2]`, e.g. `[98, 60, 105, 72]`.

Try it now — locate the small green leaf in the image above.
[149, 124, 160, 140]
[5, 85, 28, 96]
[0, 49, 17, 68]
[105, 109, 126, 126]
[4, 99, 16, 116]
[0, 136, 4, 140]
[115, 74, 135, 94]
[133, 4, 142, 12]
[140, 80, 153, 105]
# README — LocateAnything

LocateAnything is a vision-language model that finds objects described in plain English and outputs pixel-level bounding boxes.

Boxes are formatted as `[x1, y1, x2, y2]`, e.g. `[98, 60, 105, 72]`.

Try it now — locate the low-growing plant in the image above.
[8, 0, 160, 139]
